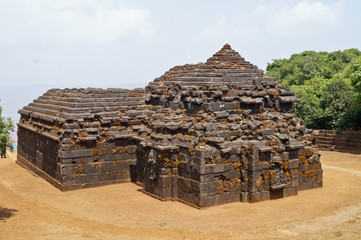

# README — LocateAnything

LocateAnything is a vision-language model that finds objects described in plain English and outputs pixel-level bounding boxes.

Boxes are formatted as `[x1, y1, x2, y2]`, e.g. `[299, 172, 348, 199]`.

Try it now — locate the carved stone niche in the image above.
[147, 150, 157, 181]
[270, 163, 286, 200]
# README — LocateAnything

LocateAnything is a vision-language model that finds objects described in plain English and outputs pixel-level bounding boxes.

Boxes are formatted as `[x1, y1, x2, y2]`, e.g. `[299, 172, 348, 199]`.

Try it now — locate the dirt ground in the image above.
[1, 151, 361, 240]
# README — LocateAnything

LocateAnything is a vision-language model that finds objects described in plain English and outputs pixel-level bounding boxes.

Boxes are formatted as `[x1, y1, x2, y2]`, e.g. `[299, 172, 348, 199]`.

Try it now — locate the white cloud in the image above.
[0, 0, 154, 45]
[199, 16, 260, 43]
[257, 1, 344, 35]
[200, 17, 227, 38]
[198, 1, 344, 42]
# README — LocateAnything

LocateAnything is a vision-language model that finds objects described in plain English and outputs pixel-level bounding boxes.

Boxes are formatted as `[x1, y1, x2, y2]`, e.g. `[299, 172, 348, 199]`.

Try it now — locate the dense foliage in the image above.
[266, 49, 361, 130]
[0, 106, 14, 151]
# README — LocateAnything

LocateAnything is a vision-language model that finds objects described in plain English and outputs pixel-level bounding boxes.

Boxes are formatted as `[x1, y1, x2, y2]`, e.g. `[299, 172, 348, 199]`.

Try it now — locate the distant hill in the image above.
[265, 49, 361, 130]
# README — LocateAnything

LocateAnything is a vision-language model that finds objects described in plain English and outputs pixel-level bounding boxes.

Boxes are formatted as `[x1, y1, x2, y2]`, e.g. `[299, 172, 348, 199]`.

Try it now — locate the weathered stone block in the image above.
[288, 159, 299, 169]
[60, 164, 73, 176]
[200, 173, 216, 183]
[213, 164, 224, 173]
[225, 170, 240, 179]
[59, 149, 93, 159]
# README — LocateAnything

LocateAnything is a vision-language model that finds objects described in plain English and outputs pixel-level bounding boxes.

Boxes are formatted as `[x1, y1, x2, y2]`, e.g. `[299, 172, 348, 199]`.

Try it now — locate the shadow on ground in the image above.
[0, 207, 18, 221]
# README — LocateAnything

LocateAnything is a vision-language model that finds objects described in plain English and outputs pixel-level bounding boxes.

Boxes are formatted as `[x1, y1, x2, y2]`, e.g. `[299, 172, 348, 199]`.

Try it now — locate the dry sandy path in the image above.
[1, 151, 361, 239]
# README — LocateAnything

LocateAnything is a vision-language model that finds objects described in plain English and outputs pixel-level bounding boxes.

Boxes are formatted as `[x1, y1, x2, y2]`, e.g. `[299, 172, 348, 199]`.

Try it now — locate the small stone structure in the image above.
[17, 44, 322, 208]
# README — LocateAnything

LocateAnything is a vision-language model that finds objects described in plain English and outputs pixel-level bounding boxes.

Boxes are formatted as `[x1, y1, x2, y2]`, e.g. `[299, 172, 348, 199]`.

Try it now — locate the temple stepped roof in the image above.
[19, 88, 146, 124]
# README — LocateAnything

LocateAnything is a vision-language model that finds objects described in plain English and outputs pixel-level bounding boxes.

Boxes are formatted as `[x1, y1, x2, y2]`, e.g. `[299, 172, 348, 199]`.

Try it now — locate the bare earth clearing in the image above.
[1, 151, 361, 239]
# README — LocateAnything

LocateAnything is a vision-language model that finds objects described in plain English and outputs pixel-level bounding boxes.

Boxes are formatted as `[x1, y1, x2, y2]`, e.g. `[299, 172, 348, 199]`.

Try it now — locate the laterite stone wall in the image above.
[316, 130, 361, 154]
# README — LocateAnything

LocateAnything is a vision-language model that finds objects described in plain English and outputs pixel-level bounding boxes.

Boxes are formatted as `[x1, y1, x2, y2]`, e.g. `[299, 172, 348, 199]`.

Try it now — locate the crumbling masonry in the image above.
[17, 44, 322, 208]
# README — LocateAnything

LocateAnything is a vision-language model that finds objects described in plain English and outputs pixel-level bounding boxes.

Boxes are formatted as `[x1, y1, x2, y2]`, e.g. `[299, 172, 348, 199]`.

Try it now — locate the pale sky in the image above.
[0, 0, 360, 122]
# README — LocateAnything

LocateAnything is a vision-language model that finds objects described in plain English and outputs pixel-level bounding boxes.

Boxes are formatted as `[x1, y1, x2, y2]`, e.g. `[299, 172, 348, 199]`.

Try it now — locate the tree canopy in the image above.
[0, 106, 15, 151]
[266, 49, 361, 130]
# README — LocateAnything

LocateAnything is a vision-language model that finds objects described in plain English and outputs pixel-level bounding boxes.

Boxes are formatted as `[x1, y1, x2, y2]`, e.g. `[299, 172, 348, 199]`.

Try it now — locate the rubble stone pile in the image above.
[17, 44, 322, 208]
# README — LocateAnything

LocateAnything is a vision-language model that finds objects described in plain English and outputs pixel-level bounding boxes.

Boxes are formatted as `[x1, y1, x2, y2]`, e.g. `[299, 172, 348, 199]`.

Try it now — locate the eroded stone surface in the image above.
[17, 44, 322, 208]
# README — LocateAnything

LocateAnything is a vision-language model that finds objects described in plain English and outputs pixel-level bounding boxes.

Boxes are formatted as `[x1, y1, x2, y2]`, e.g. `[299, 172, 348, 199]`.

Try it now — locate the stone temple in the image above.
[17, 44, 322, 208]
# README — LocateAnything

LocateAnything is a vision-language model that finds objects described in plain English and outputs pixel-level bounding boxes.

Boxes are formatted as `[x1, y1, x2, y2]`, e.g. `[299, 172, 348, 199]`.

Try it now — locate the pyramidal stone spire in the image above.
[204, 43, 256, 70]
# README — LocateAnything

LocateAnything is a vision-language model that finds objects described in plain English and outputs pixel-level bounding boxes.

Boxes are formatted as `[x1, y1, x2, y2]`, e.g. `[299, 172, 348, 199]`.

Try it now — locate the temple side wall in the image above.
[17, 124, 139, 191]
[140, 142, 322, 208]
[57, 138, 138, 190]
[142, 148, 178, 201]
[17, 126, 59, 181]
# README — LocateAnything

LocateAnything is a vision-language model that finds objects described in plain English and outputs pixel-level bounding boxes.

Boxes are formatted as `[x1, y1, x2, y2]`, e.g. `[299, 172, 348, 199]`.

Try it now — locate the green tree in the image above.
[320, 79, 355, 129]
[291, 85, 324, 129]
[350, 60, 361, 92]
[266, 48, 361, 130]
[0, 106, 15, 152]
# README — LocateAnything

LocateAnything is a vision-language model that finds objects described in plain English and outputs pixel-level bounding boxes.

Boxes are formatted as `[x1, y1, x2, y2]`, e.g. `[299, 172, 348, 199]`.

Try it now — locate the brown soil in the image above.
[1, 151, 361, 239]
